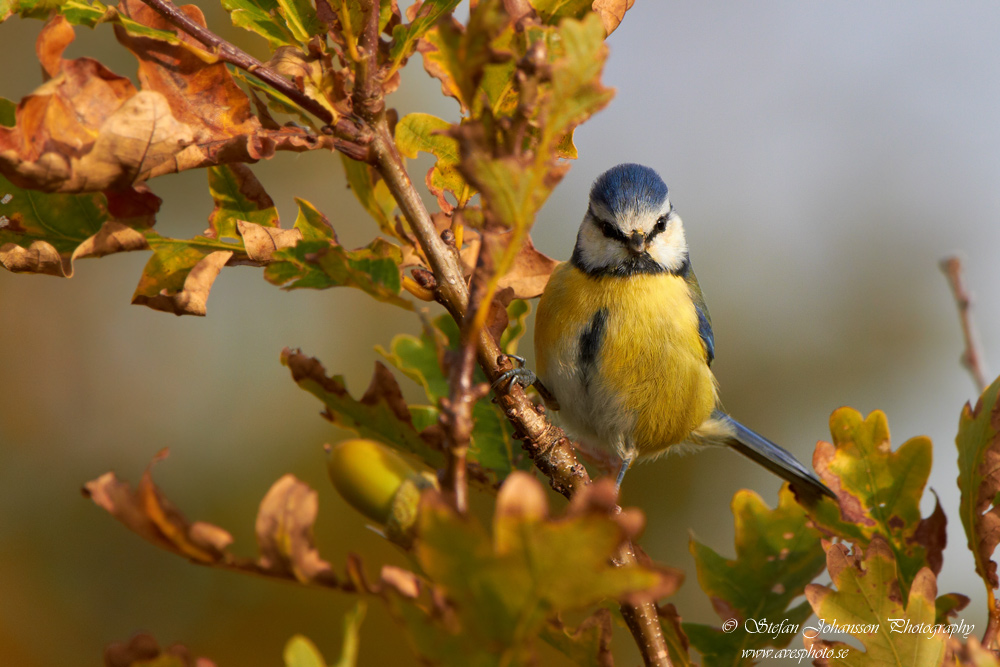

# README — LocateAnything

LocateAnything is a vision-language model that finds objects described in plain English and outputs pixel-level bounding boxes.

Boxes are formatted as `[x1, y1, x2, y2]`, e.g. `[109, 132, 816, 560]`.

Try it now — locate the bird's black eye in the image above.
[654, 216, 668, 234]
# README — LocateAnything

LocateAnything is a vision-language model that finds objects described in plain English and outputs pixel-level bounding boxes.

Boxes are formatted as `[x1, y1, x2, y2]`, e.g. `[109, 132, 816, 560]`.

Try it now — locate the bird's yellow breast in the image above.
[535, 262, 717, 458]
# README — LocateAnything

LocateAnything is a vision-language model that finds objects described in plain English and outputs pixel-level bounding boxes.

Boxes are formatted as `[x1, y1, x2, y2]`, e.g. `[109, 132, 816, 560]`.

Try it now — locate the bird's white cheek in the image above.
[648, 225, 687, 271]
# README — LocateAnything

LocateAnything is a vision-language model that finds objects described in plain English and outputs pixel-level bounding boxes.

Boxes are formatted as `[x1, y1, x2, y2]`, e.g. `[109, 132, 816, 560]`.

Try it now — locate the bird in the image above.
[497, 163, 834, 503]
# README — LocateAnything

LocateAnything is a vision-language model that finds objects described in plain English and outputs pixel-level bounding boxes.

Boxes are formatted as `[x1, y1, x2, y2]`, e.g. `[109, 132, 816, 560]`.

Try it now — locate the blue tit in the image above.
[521, 163, 833, 502]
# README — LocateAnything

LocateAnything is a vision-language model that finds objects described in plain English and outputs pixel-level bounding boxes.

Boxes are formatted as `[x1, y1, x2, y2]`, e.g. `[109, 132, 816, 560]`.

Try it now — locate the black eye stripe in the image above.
[647, 209, 673, 240]
[590, 210, 629, 243]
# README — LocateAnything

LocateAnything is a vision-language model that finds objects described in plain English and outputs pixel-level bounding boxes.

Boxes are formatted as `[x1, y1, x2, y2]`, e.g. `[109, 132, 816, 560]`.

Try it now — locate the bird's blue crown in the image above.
[589, 164, 669, 215]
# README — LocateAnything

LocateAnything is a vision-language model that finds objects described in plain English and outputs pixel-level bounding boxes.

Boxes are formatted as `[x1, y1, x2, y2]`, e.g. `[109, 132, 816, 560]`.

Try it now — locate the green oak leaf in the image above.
[340, 155, 398, 238]
[207, 164, 279, 239]
[275, 0, 322, 44]
[376, 313, 532, 480]
[395, 113, 473, 208]
[684, 486, 826, 667]
[221, 0, 296, 48]
[265, 200, 411, 309]
[387, 0, 462, 75]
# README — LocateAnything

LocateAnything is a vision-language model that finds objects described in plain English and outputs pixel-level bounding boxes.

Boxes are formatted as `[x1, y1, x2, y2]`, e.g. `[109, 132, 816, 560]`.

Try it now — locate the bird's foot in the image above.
[492, 355, 537, 391]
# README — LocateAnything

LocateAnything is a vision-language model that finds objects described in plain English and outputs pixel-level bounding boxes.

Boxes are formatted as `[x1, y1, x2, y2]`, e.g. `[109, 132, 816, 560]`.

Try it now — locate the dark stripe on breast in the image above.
[578, 308, 608, 390]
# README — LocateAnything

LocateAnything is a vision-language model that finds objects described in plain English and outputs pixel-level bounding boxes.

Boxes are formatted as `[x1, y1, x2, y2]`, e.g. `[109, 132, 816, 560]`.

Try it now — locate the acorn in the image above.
[325, 439, 437, 548]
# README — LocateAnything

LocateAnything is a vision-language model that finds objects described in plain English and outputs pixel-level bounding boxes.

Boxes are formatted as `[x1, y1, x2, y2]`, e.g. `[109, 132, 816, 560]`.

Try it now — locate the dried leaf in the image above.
[683, 485, 826, 666]
[590, 0, 634, 35]
[237, 220, 302, 263]
[104, 633, 217, 667]
[84, 451, 433, 600]
[804, 537, 948, 666]
[0, 173, 150, 276]
[458, 227, 558, 299]
[131, 234, 234, 316]
[945, 635, 1000, 667]
[956, 375, 1000, 602]
[807, 408, 946, 600]
[1, 9, 326, 195]
[257, 474, 339, 585]
[83, 449, 234, 564]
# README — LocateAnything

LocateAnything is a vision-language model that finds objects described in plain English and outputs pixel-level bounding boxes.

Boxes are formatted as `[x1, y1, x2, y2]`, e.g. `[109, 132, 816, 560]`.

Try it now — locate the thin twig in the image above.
[136, 0, 372, 155]
[441, 224, 495, 512]
[941, 256, 989, 393]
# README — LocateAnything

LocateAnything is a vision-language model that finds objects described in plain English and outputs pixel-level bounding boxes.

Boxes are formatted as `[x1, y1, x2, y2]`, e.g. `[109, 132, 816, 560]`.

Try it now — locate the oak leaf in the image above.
[0, 10, 325, 196]
[376, 312, 533, 480]
[956, 376, 1000, 606]
[807, 408, 952, 603]
[265, 199, 411, 308]
[395, 474, 680, 666]
[804, 537, 948, 667]
[683, 485, 826, 667]
[0, 173, 150, 276]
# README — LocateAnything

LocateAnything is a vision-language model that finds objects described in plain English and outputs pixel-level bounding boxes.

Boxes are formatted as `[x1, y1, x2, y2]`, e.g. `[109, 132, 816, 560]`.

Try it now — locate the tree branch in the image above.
[136, 0, 372, 157]
[941, 256, 989, 393]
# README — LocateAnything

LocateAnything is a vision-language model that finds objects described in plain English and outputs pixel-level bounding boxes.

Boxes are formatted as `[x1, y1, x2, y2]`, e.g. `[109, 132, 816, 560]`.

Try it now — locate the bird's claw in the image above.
[492, 355, 537, 391]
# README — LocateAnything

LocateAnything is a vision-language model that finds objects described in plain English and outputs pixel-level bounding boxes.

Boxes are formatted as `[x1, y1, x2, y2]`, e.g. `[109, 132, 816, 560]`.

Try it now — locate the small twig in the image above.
[136, 0, 372, 155]
[941, 256, 989, 393]
[440, 227, 495, 512]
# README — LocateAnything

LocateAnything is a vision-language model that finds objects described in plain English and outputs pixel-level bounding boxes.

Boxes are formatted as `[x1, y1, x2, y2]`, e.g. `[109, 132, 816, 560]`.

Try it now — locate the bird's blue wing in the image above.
[684, 267, 715, 365]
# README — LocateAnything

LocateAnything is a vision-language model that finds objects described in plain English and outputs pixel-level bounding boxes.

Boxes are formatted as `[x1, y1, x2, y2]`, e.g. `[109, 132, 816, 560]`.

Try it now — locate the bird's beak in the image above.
[628, 231, 646, 254]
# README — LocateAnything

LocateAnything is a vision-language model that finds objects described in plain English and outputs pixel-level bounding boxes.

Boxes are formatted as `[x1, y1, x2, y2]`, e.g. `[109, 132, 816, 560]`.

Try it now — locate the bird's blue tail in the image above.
[707, 410, 835, 503]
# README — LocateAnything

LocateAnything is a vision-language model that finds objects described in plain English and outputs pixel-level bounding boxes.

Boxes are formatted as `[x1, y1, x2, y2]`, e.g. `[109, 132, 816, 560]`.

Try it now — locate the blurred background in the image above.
[2, 1, 1000, 665]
